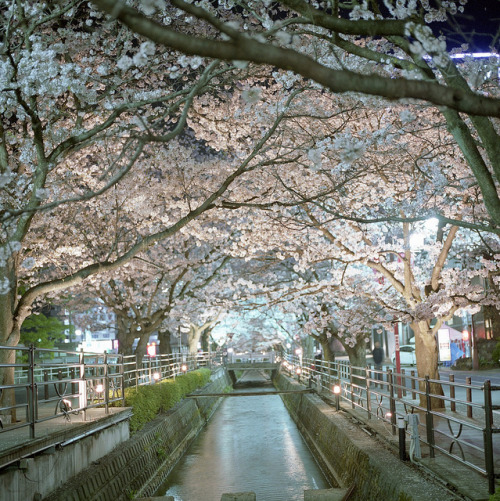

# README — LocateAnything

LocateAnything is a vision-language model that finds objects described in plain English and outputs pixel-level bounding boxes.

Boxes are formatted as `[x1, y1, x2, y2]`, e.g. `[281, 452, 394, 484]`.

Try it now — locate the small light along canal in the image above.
[155, 371, 330, 500]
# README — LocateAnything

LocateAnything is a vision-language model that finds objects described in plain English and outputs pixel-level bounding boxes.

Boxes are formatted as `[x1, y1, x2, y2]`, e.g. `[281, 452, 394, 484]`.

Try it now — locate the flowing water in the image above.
[155, 371, 330, 501]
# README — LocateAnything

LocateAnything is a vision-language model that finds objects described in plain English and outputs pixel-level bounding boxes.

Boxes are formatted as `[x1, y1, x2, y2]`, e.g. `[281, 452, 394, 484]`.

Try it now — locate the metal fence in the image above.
[0, 344, 217, 441]
[283, 355, 500, 494]
[3, 345, 499, 493]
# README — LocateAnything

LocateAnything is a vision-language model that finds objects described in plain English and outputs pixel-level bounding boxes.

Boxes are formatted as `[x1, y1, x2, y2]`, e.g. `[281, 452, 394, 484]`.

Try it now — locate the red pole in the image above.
[394, 324, 402, 398]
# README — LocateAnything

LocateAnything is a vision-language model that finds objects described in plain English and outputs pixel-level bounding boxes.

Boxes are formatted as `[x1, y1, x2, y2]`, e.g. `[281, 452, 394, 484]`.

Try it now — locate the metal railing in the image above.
[0, 345, 219, 442]
[283, 355, 500, 494]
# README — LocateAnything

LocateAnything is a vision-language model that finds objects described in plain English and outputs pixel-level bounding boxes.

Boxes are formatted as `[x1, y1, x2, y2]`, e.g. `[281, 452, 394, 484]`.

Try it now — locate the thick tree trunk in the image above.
[318, 332, 335, 364]
[316, 331, 337, 383]
[302, 335, 314, 360]
[344, 340, 367, 387]
[412, 320, 445, 409]
[135, 332, 150, 360]
[200, 327, 210, 352]
[0, 257, 22, 422]
[158, 329, 172, 355]
[344, 340, 367, 369]
[115, 318, 136, 356]
[187, 325, 203, 354]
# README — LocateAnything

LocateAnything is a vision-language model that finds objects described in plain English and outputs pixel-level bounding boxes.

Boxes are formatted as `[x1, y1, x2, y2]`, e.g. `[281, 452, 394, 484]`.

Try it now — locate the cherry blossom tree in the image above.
[91, 0, 500, 229]
[196, 91, 500, 406]
[73, 235, 233, 357]
[1, 0, 320, 420]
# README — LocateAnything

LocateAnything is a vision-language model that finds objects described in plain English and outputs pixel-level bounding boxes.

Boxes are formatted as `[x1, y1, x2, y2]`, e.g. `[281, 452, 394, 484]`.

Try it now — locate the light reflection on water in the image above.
[156, 373, 330, 501]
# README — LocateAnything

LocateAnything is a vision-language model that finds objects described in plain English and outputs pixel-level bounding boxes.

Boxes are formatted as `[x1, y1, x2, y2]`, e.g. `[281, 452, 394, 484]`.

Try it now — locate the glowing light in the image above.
[147, 342, 156, 357]
[95, 384, 104, 393]
[333, 384, 341, 395]
[153, 372, 160, 381]
[181, 364, 188, 372]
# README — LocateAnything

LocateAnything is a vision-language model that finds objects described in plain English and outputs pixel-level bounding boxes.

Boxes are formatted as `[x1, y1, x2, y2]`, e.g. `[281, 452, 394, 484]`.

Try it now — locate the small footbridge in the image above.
[224, 352, 281, 384]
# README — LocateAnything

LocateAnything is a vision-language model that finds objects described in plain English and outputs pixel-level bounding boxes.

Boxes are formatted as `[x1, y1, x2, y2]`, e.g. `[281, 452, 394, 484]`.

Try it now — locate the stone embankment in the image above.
[43, 368, 232, 501]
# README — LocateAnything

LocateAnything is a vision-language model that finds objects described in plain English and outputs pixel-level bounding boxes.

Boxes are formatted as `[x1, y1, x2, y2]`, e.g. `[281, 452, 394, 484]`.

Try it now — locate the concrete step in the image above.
[304, 488, 349, 501]
[135, 497, 175, 501]
[221, 493, 257, 501]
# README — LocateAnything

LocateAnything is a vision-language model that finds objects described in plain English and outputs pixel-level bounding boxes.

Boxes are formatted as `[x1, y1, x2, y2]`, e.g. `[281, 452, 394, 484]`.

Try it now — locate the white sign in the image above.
[438, 329, 451, 362]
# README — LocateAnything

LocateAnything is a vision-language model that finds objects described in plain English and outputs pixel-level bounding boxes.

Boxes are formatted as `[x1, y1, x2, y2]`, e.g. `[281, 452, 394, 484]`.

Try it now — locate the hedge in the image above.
[119, 368, 212, 432]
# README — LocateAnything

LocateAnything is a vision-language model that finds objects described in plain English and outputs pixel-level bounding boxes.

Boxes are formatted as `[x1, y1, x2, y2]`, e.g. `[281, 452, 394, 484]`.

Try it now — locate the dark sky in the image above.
[437, 0, 500, 51]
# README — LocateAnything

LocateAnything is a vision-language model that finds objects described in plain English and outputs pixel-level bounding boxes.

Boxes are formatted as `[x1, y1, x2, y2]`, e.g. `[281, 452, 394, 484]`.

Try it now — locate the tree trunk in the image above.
[302, 335, 314, 360]
[200, 327, 210, 352]
[412, 320, 445, 409]
[158, 329, 172, 355]
[318, 332, 335, 363]
[115, 318, 136, 355]
[134, 332, 150, 361]
[344, 339, 367, 387]
[187, 325, 203, 354]
[0, 257, 22, 422]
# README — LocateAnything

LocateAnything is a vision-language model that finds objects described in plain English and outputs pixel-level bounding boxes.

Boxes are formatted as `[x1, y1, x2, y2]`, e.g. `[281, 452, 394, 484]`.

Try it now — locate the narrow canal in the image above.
[155, 371, 330, 500]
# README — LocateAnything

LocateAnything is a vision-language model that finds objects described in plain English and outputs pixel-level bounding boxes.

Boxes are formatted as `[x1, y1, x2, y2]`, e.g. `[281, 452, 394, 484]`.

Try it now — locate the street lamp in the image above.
[333, 383, 341, 411]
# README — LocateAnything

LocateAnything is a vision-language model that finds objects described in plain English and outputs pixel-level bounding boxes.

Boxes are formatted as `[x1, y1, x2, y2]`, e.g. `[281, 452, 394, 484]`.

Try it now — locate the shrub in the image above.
[489, 490, 500, 501]
[123, 368, 211, 432]
[491, 342, 500, 367]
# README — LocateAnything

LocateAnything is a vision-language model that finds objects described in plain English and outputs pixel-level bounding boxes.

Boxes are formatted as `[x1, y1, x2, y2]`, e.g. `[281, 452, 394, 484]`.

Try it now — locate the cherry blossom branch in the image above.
[90, 0, 500, 118]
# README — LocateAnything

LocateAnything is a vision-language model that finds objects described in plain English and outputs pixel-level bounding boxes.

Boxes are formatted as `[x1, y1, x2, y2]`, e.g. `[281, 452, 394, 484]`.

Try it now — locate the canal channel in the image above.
[154, 371, 330, 500]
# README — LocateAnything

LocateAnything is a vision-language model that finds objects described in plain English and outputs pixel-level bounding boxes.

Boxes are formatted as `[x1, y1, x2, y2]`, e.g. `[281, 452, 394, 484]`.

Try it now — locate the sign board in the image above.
[147, 342, 156, 357]
[438, 329, 451, 362]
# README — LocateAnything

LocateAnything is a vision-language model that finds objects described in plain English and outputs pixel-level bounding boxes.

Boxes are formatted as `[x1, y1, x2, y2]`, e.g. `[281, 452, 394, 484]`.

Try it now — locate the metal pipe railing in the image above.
[284, 353, 500, 494]
[0, 344, 217, 442]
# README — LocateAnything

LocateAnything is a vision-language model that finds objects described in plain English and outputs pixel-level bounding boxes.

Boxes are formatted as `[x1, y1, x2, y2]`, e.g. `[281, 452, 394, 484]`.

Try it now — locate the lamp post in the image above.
[333, 382, 341, 411]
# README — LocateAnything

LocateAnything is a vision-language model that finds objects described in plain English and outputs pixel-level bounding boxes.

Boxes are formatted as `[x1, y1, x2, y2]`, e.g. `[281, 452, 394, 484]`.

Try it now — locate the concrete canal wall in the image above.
[0, 410, 132, 501]
[41, 368, 231, 501]
[274, 373, 457, 501]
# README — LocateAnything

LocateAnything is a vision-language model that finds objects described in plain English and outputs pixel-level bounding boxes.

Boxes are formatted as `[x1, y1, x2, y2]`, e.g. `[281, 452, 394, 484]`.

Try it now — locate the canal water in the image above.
[155, 371, 330, 500]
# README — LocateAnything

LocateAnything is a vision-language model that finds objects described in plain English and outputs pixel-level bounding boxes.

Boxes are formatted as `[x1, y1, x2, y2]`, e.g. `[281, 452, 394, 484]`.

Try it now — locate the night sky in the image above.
[436, 0, 500, 51]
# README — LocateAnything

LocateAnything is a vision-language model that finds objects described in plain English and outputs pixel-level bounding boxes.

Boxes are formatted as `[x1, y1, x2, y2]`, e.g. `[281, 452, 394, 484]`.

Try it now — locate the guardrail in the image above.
[283, 355, 500, 494]
[0, 345, 219, 442]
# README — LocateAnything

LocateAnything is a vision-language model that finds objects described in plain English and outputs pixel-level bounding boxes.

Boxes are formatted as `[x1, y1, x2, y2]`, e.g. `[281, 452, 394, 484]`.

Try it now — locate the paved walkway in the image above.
[318, 388, 496, 501]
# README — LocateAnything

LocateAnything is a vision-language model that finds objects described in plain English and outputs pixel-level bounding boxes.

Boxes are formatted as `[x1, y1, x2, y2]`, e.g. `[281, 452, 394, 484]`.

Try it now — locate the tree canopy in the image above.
[1, 1, 500, 413]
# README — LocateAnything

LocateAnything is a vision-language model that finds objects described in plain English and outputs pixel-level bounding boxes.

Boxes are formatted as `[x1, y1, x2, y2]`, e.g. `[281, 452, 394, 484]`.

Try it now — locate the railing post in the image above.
[466, 376, 473, 418]
[78, 349, 87, 421]
[401, 369, 406, 397]
[71, 367, 77, 396]
[104, 352, 109, 414]
[449, 374, 456, 412]
[135, 356, 139, 390]
[366, 366, 372, 420]
[411, 370, 416, 400]
[483, 380, 495, 495]
[28, 344, 36, 438]
[350, 367, 355, 409]
[425, 375, 435, 458]
[120, 354, 126, 406]
[44, 370, 49, 400]
[388, 369, 396, 435]
[57, 368, 63, 394]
